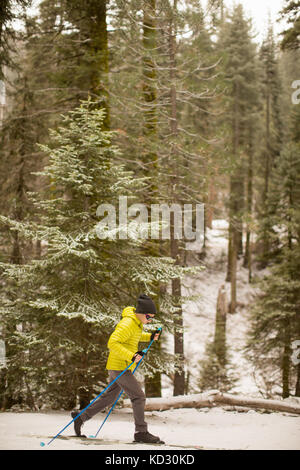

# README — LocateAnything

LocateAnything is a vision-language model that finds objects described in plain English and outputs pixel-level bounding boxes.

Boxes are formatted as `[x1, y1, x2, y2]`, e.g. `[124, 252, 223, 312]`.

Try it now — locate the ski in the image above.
[128, 441, 204, 450]
[47, 435, 122, 446]
[43, 434, 204, 449]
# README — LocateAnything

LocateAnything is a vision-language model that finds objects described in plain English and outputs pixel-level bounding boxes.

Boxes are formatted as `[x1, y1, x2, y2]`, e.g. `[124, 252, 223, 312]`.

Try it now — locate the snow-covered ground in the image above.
[1, 407, 299, 450]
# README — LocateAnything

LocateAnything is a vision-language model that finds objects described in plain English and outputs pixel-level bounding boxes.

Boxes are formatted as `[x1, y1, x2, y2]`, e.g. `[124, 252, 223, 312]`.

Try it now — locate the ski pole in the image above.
[92, 335, 157, 439]
[40, 359, 137, 447]
[91, 327, 162, 439]
[91, 350, 143, 439]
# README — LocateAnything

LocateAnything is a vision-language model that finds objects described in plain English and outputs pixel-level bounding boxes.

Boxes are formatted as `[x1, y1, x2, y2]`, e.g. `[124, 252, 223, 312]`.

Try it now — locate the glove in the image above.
[151, 328, 162, 341]
[132, 350, 145, 362]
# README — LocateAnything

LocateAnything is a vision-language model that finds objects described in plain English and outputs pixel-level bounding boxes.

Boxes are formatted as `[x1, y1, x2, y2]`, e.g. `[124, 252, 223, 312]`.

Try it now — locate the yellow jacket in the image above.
[106, 306, 152, 371]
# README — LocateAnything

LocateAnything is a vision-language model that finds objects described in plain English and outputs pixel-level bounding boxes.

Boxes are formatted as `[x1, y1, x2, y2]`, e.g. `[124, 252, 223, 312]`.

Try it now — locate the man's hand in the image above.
[151, 328, 162, 341]
[132, 350, 145, 363]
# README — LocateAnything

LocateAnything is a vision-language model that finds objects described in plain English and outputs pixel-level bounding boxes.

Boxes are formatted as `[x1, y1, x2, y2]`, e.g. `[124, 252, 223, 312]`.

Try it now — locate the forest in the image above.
[0, 0, 299, 415]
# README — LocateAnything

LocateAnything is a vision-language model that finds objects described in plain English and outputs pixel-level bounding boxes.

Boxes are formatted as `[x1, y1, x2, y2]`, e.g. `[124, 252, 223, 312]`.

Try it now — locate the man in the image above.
[71, 294, 163, 443]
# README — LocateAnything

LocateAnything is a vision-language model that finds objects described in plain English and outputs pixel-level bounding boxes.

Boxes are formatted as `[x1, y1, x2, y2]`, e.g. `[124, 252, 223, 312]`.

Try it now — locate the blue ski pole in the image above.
[90, 350, 143, 439]
[40, 359, 137, 447]
[91, 327, 162, 439]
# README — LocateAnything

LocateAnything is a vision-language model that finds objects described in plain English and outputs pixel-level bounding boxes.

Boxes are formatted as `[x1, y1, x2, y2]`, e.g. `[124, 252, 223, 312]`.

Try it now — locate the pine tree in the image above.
[0, 14, 52, 408]
[0, 0, 30, 78]
[280, 0, 300, 51]
[220, 4, 260, 311]
[249, 43, 300, 398]
[247, 141, 300, 398]
[257, 23, 283, 268]
[0, 100, 198, 409]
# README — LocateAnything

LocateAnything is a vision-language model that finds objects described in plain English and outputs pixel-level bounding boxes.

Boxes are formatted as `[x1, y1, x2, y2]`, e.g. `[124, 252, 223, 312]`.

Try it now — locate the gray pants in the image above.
[80, 370, 148, 433]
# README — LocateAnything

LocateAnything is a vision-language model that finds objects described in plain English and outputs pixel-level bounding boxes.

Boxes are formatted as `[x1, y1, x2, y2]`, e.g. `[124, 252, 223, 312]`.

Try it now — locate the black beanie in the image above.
[136, 294, 157, 315]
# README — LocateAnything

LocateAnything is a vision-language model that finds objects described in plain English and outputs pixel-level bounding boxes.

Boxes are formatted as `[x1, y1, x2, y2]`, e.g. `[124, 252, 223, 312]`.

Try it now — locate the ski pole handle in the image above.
[143, 327, 162, 354]
[133, 327, 162, 363]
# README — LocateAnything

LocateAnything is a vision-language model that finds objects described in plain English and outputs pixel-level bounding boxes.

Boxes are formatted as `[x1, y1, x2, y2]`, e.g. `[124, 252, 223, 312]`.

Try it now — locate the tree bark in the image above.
[142, 0, 158, 180]
[296, 311, 300, 397]
[214, 285, 228, 366]
[87, 0, 110, 128]
[243, 125, 254, 282]
[282, 316, 291, 398]
[65, 0, 110, 127]
[261, 90, 271, 267]
[227, 80, 243, 312]
[141, 0, 162, 398]
[167, 0, 185, 397]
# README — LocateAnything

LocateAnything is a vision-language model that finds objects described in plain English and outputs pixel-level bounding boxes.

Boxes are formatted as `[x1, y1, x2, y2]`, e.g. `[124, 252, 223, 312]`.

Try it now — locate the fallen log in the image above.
[142, 391, 218, 412]
[213, 393, 300, 415]
[125, 391, 300, 415]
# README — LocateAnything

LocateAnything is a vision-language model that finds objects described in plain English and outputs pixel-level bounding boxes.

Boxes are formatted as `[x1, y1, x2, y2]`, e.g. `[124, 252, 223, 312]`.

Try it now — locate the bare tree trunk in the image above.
[227, 82, 242, 313]
[167, 0, 185, 396]
[172, 254, 185, 396]
[261, 91, 271, 267]
[4, 75, 31, 408]
[296, 362, 300, 397]
[206, 178, 215, 229]
[243, 126, 254, 283]
[282, 316, 291, 398]
[281, 205, 293, 399]
[230, 226, 237, 313]
[142, 0, 158, 181]
[220, 0, 224, 22]
[87, 0, 110, 129]
[296, 311, 300, 397]
[141, 0, 162, 398]
[214, 285, 228, 366]
[65, 0, 110, 127]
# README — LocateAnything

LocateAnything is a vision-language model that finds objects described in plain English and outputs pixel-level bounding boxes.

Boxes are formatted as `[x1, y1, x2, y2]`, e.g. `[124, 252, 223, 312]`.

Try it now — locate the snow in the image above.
[0, 407, 299, 450]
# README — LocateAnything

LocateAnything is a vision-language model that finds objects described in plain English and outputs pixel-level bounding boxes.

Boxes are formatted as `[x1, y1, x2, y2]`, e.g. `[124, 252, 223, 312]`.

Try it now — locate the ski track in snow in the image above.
[1, 408, 299, 450]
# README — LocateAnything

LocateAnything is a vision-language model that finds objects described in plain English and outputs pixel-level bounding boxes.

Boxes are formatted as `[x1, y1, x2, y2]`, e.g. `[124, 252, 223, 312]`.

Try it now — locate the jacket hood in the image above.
[122, 306, 142, 327]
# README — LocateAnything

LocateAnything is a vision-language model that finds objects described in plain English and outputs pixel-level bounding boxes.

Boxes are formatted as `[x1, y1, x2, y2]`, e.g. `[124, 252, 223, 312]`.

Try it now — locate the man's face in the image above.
[145, 313, 155, 324]
[137, 313, 155, 324]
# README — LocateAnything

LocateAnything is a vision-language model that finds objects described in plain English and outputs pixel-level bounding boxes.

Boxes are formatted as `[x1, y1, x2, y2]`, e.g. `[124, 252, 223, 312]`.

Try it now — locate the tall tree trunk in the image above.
[227, 82, 242, 313]
[88, 0, 110, 129]
[220, 0, 224, 23]
[65, 0, 110, 127]
[243, 126, 254, 282]
[230, 222, 237, 313]
[282, 316, 291, 398]
[3, 74, 32, 408]
[227, 175, 238, 313]
[167, 0, 185, 396]
[142, 0, 158, 184]
[261, 91, 271, 267]
[141, 0, 162, 398]
[10, 77, 29, 264]
[295, 310, 300, 397]
[206, 178, 215, 229]
[0, 0, 9, 81]
[214, 285, 228, 366]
